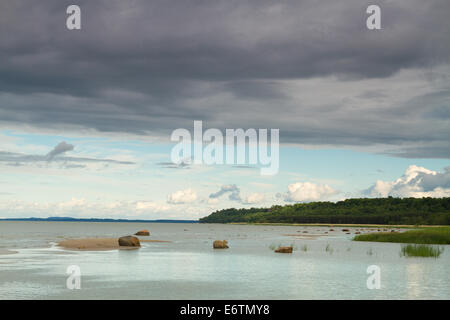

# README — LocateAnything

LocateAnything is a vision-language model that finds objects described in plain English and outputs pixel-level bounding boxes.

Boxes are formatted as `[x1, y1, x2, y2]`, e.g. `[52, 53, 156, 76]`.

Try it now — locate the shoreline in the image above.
[226, 222, 447, 228]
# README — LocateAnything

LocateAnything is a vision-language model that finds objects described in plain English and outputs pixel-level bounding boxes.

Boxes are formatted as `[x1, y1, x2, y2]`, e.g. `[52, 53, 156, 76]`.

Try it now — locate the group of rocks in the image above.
[118, 234, 294, 254]
[123, 228, 394, 254]
[213, 239, 293, 254]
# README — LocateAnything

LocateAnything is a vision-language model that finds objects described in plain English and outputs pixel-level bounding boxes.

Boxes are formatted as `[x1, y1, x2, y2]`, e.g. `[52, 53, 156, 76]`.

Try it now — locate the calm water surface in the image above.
[0, 221, 448, 299]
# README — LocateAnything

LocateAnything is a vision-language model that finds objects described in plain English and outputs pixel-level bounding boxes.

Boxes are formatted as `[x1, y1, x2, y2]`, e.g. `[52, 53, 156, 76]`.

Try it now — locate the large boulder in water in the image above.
[118, 236, 141, 247]
[135, 230, 150, 236]
[213, 240, 229, 249]
[275, 246, 293, 253]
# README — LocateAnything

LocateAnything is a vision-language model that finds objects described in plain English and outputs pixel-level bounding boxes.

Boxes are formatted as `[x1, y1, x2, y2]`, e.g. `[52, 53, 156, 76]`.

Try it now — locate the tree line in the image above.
[199, 197, 450, 225]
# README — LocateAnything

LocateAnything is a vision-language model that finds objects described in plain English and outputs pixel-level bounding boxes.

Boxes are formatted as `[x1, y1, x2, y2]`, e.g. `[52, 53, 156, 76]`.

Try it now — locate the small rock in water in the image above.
[275, 246, 293, 254]
[213, 240, 229, 249]
[135, 229, 150, 236]
[118, 236, 141, 247]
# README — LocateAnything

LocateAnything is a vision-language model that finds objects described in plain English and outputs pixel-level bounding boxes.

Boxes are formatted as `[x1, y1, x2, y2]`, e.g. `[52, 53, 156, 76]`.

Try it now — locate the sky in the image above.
[0, 0, 449, 219]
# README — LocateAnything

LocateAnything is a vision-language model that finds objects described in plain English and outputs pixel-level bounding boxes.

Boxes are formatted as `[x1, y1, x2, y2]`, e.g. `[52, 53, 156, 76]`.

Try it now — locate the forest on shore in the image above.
[199, 197, 450, 225]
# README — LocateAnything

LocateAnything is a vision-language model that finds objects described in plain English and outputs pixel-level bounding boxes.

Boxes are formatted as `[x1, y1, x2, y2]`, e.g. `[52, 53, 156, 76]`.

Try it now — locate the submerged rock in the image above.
[118, 236, 141, 247]
[135, 230, 150, 236]
[275, 246, 293, 253]
[213, 240, 229, 249]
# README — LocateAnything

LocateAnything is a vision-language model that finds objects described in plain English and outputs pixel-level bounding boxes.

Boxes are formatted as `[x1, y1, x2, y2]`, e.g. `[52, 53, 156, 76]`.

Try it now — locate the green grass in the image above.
[301, 244, 308, 252]
[400, 244, 444, 258]
[353, 227, 450, 244]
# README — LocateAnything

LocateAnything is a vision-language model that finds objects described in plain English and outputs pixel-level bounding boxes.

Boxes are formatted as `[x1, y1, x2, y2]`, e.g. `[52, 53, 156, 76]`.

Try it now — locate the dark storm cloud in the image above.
[0, 0, 449, 157]
[3, 0, 449, 91]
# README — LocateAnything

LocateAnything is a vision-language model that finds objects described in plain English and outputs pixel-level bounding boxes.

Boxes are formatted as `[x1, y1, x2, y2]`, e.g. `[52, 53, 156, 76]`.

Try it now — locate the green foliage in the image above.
[354, 227, 450, 244]
[400, 244, 444, 258]
[199, 197, 450, 225]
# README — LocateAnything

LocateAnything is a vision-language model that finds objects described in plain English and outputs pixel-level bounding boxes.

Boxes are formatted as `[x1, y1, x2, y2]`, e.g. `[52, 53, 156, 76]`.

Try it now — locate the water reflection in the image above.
[406, 263, 424, 299]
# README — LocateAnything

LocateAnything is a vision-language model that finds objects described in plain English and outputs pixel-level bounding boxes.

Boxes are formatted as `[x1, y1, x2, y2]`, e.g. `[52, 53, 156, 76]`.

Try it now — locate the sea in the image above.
[0, 221, 448, 299]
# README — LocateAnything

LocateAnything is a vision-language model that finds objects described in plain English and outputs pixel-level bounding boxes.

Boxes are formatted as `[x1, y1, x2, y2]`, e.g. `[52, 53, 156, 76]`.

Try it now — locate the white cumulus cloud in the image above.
[0, 198, 172, 219]
[241, 192, 265, 204]
[285, 182, 338, 202]
[365, 165, 450, 198]
[207, 198, 219, 205]
[167, 188, 198, 204]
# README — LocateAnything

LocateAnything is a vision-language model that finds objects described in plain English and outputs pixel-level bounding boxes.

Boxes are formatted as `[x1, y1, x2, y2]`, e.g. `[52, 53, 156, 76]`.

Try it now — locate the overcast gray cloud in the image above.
[0, 0, 449, 157]
[209, 184, 242, 202]
[156, 161, 190, 169]
[208, 184, 266, 205]
[0, 142, 134, 167]
[46, 141, 74, 160]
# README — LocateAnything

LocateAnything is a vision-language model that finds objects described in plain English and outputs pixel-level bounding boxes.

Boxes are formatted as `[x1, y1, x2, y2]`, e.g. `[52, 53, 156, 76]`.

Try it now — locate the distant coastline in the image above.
[0, 217, 198, 223]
